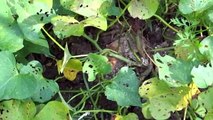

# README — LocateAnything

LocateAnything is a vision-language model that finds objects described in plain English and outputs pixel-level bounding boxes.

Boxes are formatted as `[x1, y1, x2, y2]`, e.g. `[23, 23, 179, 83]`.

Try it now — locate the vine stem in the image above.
[154, 14, 179, 33]
[41, 27, 65, 51]
[107, 0, 131, 29]
[82, 34, 103, 51]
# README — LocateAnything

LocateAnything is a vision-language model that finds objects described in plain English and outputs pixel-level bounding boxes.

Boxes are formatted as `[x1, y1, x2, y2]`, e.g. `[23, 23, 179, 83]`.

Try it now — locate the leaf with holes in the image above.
[0, 100, 36, 120]
[0, 0, 24, 52]
[191, 62, 213, 88]
[128, 0, 159, 19]
[51, 15, 84, 39]
[7, 0, 55, 40]
[0, 100, 70, 120]
[179, 0, 213, 14]
[83, 53, 112, 81]
[199, 36, 213, 61]
[0, 51, 59, 102]
[105, 67, 141, 107]
[154, 53, 193, 87]
[61, 0, 112, 17]
[19, 61, 59, 103]
[0, 51, 37, 100]
[57, 59, 82, 81]
[139, 78, 190, 119]
[197, 87, 213, 120]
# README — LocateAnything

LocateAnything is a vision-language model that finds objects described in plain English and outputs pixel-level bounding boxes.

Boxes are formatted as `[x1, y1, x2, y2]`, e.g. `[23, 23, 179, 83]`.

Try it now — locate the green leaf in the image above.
[19, 61, 59, 103]
[116, 113, 139, 120]
[174, 31, 203, 61]
[197, 87, 213, 119]
[0, 100, 36, 120]
[191, 62, 213, 88]
[190, 99, 206, 118]
[128, 0, 159, 19]
[7, 0, 54, 40]
[0, 0, 24, 52]
[199, 36, 213, 61]
[15, 39, 52, 63]
[51, 16, 84, 38]
[154, 53, 193, 87]
[0, 51, 58, 102]
[83, 53, 112, 81]
[139, 78, 189, 119]
[105, 67, 141, 107]
[81, 16, 107, 30]
[179, 0, 213, 14]
[34, 101, 70, 120]
[61, 0, 112, 17]
[0, 51, 37, 100]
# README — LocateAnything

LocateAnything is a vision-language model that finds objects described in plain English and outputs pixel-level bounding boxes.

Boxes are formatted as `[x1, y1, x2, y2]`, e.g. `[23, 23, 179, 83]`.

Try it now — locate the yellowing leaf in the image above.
[176, 82, 200, 111]
[57, 59, 82, 81]
[115, 114, 122, 120]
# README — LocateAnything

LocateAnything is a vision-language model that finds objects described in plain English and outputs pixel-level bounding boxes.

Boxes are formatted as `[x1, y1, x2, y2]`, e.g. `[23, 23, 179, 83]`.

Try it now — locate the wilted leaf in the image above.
[105, 67, 141, 107]
[57, 59, 82, 81]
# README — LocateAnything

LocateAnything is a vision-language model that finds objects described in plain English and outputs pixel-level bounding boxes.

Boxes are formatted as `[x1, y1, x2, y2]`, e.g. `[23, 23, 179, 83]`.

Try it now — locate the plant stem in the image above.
[41, 27, 65, 51]
[83, 73, 97, 109]
[108, 52, 136, 65]
[154, 14, 179, 33]
[150, 46, 174, 52]
[82, 34, 102, 51]
[74, 109, 116, 115]
[107, 0, 131, 29]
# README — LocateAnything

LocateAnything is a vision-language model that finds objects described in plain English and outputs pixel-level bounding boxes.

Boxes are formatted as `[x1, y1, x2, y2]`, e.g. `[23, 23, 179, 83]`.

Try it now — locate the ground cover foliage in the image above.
[1, 0, 213, 120]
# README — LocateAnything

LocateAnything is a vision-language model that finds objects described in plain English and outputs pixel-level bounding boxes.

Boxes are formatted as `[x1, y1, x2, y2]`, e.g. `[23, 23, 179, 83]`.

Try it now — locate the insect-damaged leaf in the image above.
[0, 51, 59, 102]
[105, 67, 141, 107]
[83, 53, 112, 81]
[197, 87, 213, 120]
[51, 15, 84, 39]
[128, 0, 159, 19]
[0, 100, 36, 120]
[154, 53, 193, 87]
[7, 0, 54, 41]
[139, 78, 190, 119]
[0, 0, 24, 52]
[0, 100, 70, 120]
